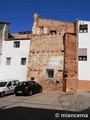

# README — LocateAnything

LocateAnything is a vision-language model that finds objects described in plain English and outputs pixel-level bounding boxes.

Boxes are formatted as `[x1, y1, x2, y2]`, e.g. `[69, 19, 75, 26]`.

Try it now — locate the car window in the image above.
[7, 81, 11, 87]
[29, 82, 34, 86]
[19, 82, 29, 86]
[0, 82, 7, 87]
[34, 82, 38, 86]
[12, 80, 19, 86]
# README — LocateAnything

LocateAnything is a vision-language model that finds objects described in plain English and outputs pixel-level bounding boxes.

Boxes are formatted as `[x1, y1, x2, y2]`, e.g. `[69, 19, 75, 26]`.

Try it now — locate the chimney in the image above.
[0, 22, 10, 54]
[0, 22, 10, 40]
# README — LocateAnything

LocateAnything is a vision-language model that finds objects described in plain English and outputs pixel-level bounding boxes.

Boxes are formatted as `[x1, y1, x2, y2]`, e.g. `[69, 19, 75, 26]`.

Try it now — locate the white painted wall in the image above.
[78, 20, 90, 80]
[0, 39, 30, 82]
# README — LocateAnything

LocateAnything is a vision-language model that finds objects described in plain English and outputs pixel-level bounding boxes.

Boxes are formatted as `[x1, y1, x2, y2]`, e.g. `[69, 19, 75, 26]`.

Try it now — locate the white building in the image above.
[0, 22, 31, 82]
[78, 20, 90, 89]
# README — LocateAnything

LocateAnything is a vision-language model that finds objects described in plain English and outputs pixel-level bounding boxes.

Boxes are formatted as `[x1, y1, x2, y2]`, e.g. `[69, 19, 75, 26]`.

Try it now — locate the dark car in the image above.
[14, 81, 42, 96]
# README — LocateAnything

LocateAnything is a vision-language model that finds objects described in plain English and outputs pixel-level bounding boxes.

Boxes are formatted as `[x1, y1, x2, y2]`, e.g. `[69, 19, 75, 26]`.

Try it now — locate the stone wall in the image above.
[27, 34, 64, 90]
[27, 13, 77, 91]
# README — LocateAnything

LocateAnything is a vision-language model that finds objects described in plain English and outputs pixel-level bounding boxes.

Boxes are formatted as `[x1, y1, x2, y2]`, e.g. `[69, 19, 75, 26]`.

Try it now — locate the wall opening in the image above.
[50, 30, 56, 34]
[46, 69, 54, 78]
[31, 77, 34, 80]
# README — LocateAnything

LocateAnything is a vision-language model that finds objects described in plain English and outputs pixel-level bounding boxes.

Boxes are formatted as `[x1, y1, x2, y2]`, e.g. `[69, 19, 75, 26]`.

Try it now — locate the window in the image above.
[0, 82, 7, 87]
[79, 24, 88, 33]
[46, 69, 54, 78]
[78, 56, 87, 61]
[21, 58, 26, 65]
[13, 41, 20, 48]
[78, 48, 87, 61]
[12, 80, 19, 86]
[6, 57, 11, 65]
[7, 81, 11, 87]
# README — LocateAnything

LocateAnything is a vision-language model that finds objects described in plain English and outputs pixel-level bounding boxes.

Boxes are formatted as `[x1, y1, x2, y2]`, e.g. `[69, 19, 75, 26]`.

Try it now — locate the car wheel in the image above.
[0, 91, 5, 97]
[15, 93, 19, 96]
[29, 90, 32, 96]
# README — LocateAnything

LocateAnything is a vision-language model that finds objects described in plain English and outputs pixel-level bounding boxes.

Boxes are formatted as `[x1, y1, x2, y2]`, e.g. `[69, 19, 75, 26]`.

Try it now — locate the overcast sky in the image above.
[0, 0, 90, 33]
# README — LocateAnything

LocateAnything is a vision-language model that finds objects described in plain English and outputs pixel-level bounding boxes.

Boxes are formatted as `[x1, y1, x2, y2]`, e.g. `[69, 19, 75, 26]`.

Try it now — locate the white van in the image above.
[0, 79, 19, 97]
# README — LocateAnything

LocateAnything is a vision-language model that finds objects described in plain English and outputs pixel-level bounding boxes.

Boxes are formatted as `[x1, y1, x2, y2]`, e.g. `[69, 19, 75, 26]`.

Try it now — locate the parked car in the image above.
[14, 81, 42, 96]
[0, 79, 19, 97]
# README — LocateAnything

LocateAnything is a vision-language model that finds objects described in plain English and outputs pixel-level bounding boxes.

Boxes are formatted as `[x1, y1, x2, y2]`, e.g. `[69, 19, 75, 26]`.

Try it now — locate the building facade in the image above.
[78, 20, 90, 89]
[0, 23, 31, 82]
[27, 14, 78, 92]
[0, 15, 90, 92]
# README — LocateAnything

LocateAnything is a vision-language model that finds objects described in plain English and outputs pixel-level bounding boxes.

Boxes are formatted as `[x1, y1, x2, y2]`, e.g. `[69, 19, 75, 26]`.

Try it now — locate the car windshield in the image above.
[0, 82, 7, 87]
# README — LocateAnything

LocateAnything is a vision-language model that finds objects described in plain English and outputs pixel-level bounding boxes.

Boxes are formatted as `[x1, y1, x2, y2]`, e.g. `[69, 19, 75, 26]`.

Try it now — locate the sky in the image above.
[0, 0, 90, 33]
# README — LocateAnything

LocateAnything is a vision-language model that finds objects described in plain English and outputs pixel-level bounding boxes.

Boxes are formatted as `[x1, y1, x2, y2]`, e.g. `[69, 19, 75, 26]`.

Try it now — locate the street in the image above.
[0, 90, 90, 120]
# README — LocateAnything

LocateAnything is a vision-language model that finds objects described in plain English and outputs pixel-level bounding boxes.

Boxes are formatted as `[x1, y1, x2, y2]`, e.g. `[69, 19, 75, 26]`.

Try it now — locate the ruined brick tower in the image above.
[27, 13, 78, 92]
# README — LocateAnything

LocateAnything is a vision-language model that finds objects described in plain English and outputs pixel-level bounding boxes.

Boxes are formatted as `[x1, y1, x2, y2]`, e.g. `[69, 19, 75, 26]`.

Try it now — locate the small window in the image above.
[46, 69, 54, 78]
[6, 57, 11, 65]
[78, 48, 87, 61]
[21, 58, 26, 65]
[79, 24, 88, 33]
[13, 41, 20, 48]
[78, 56, 87, 61]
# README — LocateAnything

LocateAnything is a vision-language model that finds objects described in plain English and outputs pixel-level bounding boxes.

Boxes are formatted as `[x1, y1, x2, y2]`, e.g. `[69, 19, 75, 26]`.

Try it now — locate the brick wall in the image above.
[38, 18, 74, 33]
[32, 13, 75, 35]
[63, 33, 78, 92]
[27, 34, 64, 90]
[27, 13, 77, 91]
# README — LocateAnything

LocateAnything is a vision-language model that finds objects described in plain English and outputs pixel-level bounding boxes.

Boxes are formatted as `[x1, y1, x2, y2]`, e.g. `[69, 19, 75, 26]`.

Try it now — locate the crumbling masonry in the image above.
[27, 14, 78, 92]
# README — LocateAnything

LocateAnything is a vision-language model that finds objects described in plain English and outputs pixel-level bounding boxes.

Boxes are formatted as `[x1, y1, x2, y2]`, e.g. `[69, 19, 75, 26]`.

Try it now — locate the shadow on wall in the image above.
[0, 106, 90, 120]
